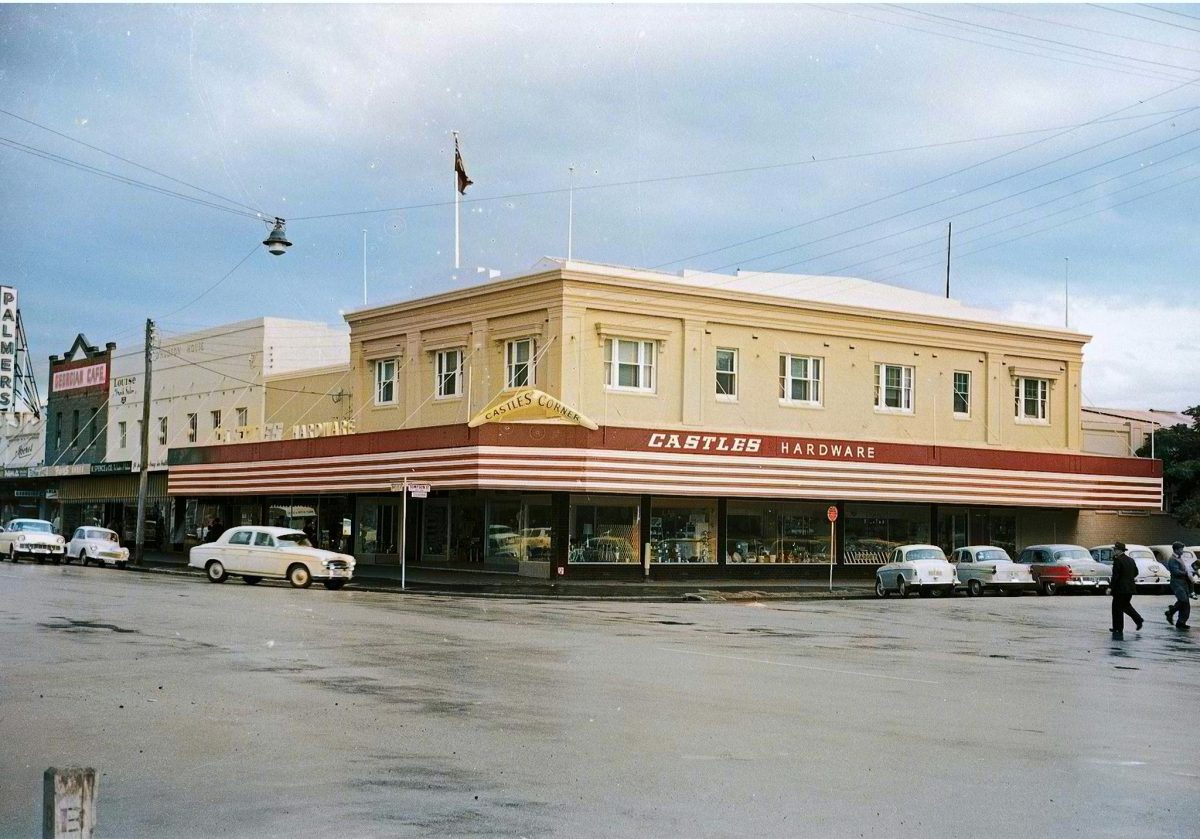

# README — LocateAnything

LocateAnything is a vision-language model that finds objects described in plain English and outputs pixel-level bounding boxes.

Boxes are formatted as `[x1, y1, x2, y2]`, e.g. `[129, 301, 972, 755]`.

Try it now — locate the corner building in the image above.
[168, 259, 1161, 580]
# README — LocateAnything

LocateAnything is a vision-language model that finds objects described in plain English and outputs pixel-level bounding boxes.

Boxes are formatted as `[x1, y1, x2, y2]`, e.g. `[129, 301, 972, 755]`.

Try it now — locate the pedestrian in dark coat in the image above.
[1164, 542, 1192, 630]
[1109, 541, 1142, 638]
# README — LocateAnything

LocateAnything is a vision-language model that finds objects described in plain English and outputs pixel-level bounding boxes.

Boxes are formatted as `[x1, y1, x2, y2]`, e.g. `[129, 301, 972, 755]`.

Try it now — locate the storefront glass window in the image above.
[569, 495, 639, 563]
[726, 501, 831, 564]
[651, 498, 716, 564]
[843, 503, 930, 564]
[485, 494, 553, 564]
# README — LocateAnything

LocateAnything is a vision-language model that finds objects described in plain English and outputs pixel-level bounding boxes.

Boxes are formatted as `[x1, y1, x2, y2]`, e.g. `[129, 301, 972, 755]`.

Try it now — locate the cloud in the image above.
[1004, 295, 1199, 412]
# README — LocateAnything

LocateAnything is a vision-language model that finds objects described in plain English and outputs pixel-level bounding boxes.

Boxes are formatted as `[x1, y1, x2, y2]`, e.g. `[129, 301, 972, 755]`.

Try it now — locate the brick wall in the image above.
[1073, 510, 1200, 548]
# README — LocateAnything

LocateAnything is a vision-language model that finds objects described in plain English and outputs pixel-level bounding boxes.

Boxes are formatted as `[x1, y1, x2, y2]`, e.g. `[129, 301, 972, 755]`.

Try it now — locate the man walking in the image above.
[1109, 541, 1142, 639]
[1164, 541, 1192, 630]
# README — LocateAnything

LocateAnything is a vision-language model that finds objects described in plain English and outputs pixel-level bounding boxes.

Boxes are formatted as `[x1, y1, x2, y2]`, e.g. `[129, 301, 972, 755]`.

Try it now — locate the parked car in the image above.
[189, 526, 355, 589]
[1089, 544, 1170, 592]
[1015, 544, 1110, 595]
[0, 518, 67, 563]
[949, 545, 1036, 596]
[67, 527, 129, 568]
[875, 544, 957, 598]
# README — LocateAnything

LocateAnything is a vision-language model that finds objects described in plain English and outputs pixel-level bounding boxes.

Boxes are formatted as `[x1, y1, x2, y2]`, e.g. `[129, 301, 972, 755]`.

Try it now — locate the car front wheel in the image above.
[288, 564, 312, 589]
[205, 560, 228, 583]
[875, 577, 888, 598]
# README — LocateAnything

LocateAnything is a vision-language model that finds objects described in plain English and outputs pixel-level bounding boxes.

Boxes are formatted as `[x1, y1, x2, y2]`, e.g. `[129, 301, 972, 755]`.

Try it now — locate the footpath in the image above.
[130, 551, 875, 602]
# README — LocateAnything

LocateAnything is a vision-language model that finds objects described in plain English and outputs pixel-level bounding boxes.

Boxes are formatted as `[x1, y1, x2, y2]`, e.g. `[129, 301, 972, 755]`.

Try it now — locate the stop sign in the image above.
[826, 505, 838, 523]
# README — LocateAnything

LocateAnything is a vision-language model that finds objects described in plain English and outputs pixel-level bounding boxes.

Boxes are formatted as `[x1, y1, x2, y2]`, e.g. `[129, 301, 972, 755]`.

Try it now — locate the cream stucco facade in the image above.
[346, 259, 1087, 453]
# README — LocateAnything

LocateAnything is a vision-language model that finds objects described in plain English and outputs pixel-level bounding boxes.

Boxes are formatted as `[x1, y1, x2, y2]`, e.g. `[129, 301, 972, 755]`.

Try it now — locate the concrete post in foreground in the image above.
[43, 767, 96, 839]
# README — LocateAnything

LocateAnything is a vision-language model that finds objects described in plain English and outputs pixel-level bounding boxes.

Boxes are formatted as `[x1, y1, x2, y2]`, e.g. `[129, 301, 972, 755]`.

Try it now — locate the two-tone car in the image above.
[189, 525, 355, 589]
[1015, 544, 1111, 595]
[1089, 544, 1170, 593]
[949, 545, 1036, 596]
[66, 527, 130, 568]
[874, 544, 957, 598]
[0, 518, 67, 563]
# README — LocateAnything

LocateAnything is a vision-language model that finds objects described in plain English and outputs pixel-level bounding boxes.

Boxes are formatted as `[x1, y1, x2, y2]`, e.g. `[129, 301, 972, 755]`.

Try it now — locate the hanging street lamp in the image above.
[262, 217, 292, 255]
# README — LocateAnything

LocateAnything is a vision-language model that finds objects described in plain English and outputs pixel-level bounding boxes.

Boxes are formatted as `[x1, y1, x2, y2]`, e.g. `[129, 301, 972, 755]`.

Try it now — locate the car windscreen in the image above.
[1053, 549, 1091, 561]
[277, 533, 313, 548]
[14, 521, 51, 533]
[87, 529, 118, 542]
[975, 550, 1008, 561]
[905, 549, 945, 561]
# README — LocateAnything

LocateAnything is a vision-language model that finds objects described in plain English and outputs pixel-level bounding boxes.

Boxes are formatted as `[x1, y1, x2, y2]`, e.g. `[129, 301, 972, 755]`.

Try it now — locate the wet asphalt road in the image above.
[1, 562, 1197, 839]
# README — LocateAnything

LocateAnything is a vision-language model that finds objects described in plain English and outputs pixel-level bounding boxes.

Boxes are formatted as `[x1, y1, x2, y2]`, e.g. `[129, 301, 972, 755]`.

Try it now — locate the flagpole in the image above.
[567, 165, 575, 261]
[453, 131, 461, 271]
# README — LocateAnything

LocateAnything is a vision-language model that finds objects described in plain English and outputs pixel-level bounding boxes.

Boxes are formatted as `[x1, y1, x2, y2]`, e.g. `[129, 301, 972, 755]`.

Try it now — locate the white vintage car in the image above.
[875, 544, 957, 598]
[949, 545, 1036, 596]
[67, 527, 130, 568]
[1089, 544, 1170, 592]
[189, 525, 355, 589]
[1, 518, 67, 563]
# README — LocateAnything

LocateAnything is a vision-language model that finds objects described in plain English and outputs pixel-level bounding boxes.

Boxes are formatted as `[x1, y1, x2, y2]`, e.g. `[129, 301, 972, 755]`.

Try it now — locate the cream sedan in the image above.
[189, 526, 355, 589]
[950, 545, 1036, 596]
[875, 544, 958, 598]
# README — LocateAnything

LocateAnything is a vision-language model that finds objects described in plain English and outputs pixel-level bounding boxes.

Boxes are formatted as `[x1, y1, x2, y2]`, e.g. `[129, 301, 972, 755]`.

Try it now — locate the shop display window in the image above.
[843, 503, 930, 564]
[486, 494, 553, 563]
[569, 495, 639, 563]
[651, 498, 716, 564]
[726, 501, 831, 563]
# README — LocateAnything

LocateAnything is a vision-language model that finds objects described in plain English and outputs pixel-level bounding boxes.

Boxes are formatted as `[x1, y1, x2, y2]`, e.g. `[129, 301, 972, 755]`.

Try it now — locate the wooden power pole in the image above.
[133, 318, 154, 565]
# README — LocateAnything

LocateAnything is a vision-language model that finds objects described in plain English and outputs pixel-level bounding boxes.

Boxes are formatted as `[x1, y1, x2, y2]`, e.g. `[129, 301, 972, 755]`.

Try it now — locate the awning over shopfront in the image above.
[167, 424, 1162, 510]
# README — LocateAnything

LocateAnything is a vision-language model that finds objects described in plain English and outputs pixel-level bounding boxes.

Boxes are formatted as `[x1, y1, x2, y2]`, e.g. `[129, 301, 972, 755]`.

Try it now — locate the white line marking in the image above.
[658, 647, 941, 685]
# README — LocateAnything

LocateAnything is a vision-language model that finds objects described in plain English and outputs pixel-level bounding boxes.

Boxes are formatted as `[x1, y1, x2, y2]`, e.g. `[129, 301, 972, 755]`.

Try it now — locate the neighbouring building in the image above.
[167, 259, 1161, 579]
[45, 317, 347, 545]
[1078, 405, 1199, 548]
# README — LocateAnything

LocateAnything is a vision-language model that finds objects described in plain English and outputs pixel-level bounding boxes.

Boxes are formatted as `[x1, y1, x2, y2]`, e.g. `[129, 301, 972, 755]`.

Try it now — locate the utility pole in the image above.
[133, 318, 154, 565]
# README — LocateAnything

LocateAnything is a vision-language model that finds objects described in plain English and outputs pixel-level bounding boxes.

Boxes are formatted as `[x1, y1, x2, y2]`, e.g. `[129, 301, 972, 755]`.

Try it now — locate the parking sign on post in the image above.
[408, 483, 431, 499]
[826, 506, 838, 592]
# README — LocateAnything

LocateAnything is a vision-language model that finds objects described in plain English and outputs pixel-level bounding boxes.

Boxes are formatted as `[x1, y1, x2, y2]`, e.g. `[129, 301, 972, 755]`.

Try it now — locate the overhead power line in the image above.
[0, 135, 264, 221]
[0, 108, 268, 217]
[1090, 4, 1200, 34]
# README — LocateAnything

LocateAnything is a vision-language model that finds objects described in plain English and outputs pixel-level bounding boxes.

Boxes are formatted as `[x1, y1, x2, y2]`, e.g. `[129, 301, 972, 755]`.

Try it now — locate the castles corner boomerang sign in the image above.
[468, 388, 599, 430]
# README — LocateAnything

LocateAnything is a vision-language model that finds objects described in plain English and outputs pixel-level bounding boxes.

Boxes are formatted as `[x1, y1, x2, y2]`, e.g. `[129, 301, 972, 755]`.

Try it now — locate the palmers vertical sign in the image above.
[0, 286, 16, 411]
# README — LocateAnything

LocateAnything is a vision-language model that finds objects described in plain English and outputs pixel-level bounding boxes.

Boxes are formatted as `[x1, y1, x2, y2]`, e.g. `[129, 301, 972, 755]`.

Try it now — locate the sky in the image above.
[1, 2, 1198, 412]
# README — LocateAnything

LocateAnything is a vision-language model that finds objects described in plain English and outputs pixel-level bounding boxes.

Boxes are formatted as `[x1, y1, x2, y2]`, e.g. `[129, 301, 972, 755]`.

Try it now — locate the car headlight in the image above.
[17, 534, 25, 543]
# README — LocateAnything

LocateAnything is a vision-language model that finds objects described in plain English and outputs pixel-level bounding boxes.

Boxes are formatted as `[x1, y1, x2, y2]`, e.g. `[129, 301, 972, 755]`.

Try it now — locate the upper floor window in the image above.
[1015, 377, 1049, 423]
[72, 410, 80, 445]
[89, 407, 99, 443]
[187, 413, 198, 443]
[604, 338, 655, 392]
[374, 358, 397, 405]
[779, 354, 822, 405]
[715, 348, 738, 400]
[436, 349, 464, 398]
[505, 338, 536, 389]
[55, 412, 63, 449]
[236, 407, 248, 427]
[117, 420, 127, 449]
[211, 409, 222, 431]
[874, 363, 914, 413]
[953, 371, 971, 417]
[157, 417, 168, 446]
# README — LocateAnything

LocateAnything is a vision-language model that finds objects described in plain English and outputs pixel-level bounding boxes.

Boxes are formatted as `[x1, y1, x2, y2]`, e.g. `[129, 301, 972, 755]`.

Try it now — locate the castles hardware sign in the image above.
[0, 286, 16, 411]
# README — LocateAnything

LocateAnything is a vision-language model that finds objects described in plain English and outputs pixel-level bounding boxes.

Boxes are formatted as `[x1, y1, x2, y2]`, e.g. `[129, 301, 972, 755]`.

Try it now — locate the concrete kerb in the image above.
[123, 562, 876, 602]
